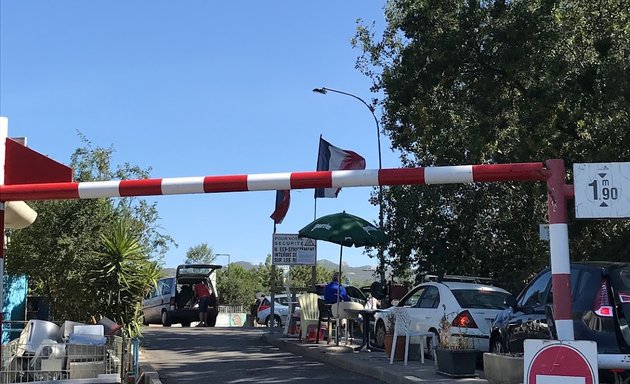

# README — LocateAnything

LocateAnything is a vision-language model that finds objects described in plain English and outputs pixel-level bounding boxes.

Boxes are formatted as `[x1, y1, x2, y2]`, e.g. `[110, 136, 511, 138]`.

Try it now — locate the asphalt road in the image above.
[140, 326, 386, 383]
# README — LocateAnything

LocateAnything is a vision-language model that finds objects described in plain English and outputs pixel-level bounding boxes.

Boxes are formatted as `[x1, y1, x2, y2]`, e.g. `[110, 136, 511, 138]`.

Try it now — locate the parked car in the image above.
[372, 276, 511, 356]
[142, 264, 222, 327]
[256, 294, 300, 327]
[490, 262, 630, 366]
[314, 283, 368, 305]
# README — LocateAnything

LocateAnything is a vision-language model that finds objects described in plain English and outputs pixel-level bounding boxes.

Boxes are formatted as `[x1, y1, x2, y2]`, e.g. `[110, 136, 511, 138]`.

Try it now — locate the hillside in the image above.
[161, 260, 380, 285]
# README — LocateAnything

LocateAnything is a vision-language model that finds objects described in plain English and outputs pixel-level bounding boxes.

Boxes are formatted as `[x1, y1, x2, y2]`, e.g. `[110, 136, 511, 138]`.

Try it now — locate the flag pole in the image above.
[314, 134, 323, 220]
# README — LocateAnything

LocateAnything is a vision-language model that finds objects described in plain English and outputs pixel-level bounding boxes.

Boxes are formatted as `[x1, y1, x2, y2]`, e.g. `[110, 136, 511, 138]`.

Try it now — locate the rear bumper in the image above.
[167, 309, 199, 323]
[598, 354, 630, 370]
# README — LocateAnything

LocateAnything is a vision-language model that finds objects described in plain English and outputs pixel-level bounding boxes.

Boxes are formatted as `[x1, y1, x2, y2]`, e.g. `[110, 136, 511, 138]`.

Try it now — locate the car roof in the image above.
[431, 281, 510, 293]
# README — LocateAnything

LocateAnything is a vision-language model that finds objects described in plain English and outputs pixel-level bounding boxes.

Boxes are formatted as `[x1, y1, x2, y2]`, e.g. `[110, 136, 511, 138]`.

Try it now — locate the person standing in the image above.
[193, 280, 211, 327]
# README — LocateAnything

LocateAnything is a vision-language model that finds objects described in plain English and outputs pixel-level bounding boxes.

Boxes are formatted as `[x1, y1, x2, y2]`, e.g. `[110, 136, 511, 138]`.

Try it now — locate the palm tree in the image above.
[90, 220, 160, 337]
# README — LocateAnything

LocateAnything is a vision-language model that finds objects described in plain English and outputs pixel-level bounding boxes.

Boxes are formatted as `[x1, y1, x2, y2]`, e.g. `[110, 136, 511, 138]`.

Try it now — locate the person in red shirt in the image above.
[193, 280, 212, 327]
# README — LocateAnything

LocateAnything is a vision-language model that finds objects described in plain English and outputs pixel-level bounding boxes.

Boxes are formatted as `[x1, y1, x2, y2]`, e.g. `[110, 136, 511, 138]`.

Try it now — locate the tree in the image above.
[184, 242, 215, 264]
[90, 221, 160, 337]
[215, 265, 263, 306]
[5, 136, 174, 321]
[354, 0, 630, 292]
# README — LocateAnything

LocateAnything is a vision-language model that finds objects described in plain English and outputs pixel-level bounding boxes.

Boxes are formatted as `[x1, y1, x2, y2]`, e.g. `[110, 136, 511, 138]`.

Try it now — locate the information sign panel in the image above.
[272, 233, 317, 266]
[574, 162, 630, 218]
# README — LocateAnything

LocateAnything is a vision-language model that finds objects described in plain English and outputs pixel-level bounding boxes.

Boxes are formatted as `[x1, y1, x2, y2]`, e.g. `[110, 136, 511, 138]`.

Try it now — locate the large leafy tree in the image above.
[184, 242, 215, 264]
[6, 137, 174, 321]
[355, 0, 630, 292]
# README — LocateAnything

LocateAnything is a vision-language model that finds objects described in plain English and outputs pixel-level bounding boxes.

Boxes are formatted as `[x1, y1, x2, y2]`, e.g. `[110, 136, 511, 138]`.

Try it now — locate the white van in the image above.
[142, 264, 222, 327]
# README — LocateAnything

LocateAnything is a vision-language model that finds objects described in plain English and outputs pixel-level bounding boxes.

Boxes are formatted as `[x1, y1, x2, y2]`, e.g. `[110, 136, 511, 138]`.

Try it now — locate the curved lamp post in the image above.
[215, 253, 230, 274]
[312, 87, 386, 285]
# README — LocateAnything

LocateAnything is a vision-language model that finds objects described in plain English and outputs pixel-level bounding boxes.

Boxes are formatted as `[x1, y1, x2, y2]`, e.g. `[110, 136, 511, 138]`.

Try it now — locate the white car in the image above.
[256, 294, 299, 327]
[372, 277, 510, 355]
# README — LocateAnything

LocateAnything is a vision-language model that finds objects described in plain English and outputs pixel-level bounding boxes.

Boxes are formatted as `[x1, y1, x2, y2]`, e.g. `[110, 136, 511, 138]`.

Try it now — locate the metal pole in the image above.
[216, 253, 230, 274]
[312, 87, 386, 285]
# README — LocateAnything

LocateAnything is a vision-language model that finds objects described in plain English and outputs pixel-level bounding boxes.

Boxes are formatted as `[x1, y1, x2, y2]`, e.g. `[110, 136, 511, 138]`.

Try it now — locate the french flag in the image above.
[270, 190, 290, 224]
[314, 137, 366, 198]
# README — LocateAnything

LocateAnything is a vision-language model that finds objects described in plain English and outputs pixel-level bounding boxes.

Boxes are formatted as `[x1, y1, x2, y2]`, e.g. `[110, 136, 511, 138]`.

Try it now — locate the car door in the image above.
[506, 270, 551, 352]
[143, 286, 159, 323]
[399, 285, 427, 331]
[413, 285, 441, 333]
[143, 278, 172, 323]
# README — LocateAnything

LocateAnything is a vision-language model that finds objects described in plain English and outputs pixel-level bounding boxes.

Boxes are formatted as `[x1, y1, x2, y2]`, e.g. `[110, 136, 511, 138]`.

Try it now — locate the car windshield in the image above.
[178, 265, 214, 276]
[451, 289, 509, 309]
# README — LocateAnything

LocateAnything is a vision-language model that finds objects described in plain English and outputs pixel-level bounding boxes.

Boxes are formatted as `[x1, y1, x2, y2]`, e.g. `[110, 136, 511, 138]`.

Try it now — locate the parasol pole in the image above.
[335, 245, 343, 345]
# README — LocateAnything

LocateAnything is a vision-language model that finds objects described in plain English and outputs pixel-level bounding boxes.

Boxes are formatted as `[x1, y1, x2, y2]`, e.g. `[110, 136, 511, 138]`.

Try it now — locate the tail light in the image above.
[452, 310, 479, 329]
[593, 278, 614, 317]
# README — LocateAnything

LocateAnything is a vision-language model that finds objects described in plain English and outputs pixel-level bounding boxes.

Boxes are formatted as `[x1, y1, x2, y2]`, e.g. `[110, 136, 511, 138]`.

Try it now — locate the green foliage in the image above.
[90, 221, 160, 338]
[185, 242, 215, 265]
[5, 136, 173, 325]
[355, 0, 630, 293]
[216, 264, 264, 306]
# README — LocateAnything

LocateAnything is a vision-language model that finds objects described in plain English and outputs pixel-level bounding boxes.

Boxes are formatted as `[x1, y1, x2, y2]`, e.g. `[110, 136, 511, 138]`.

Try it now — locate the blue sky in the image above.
[0, 1, 400, 269]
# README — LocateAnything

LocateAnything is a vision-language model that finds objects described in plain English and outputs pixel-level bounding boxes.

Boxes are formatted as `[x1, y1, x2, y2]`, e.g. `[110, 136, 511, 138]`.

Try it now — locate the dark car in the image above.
[314, 283, 367, 305]
[490, 261, 630, 376]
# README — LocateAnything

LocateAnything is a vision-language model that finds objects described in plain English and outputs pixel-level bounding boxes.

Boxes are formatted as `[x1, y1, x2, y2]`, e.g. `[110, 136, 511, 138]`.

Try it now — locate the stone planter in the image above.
[436, 347, 477, 377]
[483, 352, 524, 384]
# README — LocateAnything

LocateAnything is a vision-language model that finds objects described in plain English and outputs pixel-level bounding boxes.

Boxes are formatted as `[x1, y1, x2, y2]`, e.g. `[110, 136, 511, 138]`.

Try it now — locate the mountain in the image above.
[162, 260, 380, 285]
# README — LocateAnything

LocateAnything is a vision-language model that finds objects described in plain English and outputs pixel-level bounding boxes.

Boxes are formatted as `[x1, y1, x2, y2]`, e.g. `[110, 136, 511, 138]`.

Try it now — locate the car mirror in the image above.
[391, 299, 400, 306]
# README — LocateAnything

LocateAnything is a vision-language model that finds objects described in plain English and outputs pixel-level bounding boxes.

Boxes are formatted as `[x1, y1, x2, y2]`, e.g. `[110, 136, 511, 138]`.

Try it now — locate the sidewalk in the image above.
[262, 328, 490, 384]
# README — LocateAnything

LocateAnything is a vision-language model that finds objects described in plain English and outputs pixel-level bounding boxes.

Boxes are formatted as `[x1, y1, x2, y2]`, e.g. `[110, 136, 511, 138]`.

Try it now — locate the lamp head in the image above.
[312, 87, 328, 95]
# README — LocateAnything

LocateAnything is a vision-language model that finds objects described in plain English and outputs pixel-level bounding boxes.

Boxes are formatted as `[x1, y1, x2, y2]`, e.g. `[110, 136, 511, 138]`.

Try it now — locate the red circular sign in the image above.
[527, 344, 595, 384]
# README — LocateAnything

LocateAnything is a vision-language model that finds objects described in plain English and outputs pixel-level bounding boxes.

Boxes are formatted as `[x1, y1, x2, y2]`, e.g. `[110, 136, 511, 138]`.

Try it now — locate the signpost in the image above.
[574, 162, 630, 218]
[272, 233, 317, 266]
[525, 340, 598, 384]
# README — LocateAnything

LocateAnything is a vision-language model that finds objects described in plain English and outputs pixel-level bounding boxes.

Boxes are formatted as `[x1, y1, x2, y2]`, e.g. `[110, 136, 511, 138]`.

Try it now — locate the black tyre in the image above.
[161, 311, 172, 327]
[374, 321, 386, 349]
[265, 315, 282, 328]
[489, 335, 505, 353]
[426, 329, 440, 358]
[141, 315, 149, 326]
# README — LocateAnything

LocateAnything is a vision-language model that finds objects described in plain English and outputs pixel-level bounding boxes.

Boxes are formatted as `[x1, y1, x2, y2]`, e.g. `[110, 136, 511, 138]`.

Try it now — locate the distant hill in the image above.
[161, 260, 380, 285]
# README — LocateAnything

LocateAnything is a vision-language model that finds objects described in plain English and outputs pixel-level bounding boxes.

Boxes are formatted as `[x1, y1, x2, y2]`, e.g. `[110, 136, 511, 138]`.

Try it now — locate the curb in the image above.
[262, 333, 417, 384]
[138, 353, 163, 384]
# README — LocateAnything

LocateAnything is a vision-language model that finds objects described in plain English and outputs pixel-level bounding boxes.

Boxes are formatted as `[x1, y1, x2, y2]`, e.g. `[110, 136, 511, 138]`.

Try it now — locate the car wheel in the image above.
[266, 315, 282, 328]
[374, 321, 386, 349]
[161, 311, 172, 327]
[490, 336, 505, 353]
[141, 315, 149, 326]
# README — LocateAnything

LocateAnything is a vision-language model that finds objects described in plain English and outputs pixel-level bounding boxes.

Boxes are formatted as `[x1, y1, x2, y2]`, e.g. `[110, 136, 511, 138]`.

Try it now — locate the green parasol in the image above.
[298, 211, 388, 344]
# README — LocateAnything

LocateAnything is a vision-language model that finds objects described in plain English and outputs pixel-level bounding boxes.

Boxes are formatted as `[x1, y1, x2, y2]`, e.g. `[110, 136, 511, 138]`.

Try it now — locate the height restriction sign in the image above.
[574, 162, 630, 218]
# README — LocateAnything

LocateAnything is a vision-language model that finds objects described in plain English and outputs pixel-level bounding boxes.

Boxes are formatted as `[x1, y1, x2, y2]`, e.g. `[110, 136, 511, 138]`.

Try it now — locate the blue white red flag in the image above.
[314, 137, 366, 198]
[270, 190, 290, 224]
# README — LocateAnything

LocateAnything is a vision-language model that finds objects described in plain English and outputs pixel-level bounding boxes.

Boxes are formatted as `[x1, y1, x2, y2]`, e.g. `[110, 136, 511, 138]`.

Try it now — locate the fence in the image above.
[1, 334, 135, 383]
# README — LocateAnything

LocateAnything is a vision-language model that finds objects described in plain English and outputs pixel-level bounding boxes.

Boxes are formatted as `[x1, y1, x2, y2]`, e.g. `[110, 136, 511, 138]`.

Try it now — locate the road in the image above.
[140, 326, 386, 383]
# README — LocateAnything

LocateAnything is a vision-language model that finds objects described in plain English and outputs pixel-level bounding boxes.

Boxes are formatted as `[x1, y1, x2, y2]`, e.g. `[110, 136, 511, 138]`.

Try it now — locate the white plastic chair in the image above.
[389, 307, 436, 366]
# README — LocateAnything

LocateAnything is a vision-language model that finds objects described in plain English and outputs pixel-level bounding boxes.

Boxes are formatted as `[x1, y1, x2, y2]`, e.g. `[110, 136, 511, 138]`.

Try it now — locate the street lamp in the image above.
[312, 87, 386, 285]
[215, 253, 230, 274]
